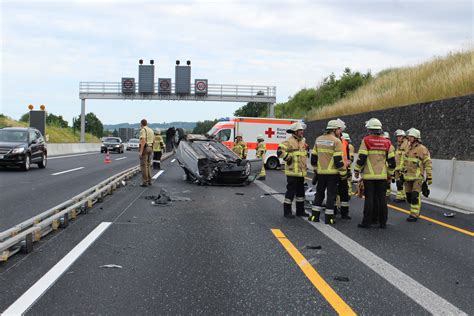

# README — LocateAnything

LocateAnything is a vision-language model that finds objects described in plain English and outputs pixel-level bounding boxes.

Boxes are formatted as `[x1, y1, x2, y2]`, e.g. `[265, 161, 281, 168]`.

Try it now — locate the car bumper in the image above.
[0, 153, 27, 166]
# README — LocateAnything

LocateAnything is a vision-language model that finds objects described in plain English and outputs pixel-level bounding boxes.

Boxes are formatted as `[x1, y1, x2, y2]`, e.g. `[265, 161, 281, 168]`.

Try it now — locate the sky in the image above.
[1, 0, 472, 125]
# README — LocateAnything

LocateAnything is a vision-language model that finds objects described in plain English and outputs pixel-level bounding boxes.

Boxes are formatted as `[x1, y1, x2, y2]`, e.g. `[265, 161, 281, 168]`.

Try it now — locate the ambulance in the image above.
[207, 117, 303, 169]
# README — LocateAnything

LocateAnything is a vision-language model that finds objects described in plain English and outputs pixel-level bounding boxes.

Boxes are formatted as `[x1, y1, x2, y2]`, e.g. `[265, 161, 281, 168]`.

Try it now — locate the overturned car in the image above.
[176, 134, 263, 185]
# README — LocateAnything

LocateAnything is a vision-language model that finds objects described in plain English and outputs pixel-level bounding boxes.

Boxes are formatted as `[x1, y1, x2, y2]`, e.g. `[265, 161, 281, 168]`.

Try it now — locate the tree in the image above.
[19, 113, 29, 123]
[46, 113, 68, 128]
[193, 119, 218, 135]
[112, 129, 119, 137]
[73, 112, 104, 138]
[233, 91, 268, 117]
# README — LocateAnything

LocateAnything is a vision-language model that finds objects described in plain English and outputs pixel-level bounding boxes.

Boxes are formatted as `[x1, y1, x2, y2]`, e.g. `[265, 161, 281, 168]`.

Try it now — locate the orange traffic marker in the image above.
[104, 152, 112, 164]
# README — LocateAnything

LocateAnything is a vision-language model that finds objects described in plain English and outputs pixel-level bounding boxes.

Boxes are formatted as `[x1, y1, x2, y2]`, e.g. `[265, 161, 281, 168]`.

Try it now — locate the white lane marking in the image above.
[115, 157, 127, 161]
[51, 167, 84, 176]
[48, 152, 99, 160]
[2, 222, 112, 315]
[171, 159, 176, 163]
[152, 170, 164, 180]
[254, 180, 467, 316]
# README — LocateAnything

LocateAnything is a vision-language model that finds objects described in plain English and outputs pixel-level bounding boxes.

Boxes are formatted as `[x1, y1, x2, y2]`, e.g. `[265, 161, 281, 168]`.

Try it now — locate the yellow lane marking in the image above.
[271, 229, 356, 316]
[387, 204, 474, 237]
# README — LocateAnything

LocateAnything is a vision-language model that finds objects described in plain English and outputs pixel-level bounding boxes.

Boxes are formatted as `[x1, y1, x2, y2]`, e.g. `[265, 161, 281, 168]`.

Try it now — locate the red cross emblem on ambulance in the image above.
[265, 127, 275, 138]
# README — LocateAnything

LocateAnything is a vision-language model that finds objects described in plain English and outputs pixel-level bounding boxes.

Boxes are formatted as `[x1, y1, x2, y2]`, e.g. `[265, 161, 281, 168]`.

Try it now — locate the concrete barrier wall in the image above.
[47, 143, 101, 156]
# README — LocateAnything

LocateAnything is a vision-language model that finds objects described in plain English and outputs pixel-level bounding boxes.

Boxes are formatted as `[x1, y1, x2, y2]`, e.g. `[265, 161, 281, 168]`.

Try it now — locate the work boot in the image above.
[406, 216, 418, 222]
[308, 211, 320, 222]
[284, 213, 295, 219]
[379, 223, 387, 229]
[325, 214, 335, 225]
[341, 214, 352, 220]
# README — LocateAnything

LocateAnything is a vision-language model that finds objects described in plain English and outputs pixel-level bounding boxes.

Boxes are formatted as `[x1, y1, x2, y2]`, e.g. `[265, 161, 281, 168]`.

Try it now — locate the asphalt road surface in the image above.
[1, 154, 473, 315]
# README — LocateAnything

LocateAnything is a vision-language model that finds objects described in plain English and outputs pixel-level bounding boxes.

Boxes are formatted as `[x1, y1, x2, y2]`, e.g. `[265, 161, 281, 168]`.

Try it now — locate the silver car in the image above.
[126, 138, 140, 151]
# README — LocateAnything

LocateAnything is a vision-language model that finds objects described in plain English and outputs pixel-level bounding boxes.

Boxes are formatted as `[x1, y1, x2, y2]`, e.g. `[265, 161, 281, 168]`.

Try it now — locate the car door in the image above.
[36, 131, 46, 158]
[29, 130, 40, 161]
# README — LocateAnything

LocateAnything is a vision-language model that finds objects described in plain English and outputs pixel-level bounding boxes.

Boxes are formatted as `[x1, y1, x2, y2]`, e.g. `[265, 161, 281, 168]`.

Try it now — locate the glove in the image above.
[396, 180, 403, 190]
[285, 156, 293, 164]
[422, 181, 430, 197]
[399, 174, 405, 183]
[312, 173, 318, 185]
[427, 177, 432, 185]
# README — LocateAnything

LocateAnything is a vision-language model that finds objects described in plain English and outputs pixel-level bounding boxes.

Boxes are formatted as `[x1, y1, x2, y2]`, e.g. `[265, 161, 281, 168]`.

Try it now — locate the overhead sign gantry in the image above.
[78, 59, 277, 142]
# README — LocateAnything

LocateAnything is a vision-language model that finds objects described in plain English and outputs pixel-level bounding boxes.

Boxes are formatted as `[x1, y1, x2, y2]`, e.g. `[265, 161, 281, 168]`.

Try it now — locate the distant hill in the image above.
[104, 122, 196, 131]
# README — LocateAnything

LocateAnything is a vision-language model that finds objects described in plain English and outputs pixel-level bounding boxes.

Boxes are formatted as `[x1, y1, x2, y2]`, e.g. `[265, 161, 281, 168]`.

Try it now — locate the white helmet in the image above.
[383, 131, 390, 139]
[365, 118, 382, 130]
[342, 132, 351, 142]
[394, 129, 406, 137]
[154, 128, 161, 134]
[257, 134, 264, 141]
[406, 128, 421, 139]
[286, 121, 306, 133]
[336, 118, 346, 131]
[235, 132, 243, 138]
[326, 119, 344, 130]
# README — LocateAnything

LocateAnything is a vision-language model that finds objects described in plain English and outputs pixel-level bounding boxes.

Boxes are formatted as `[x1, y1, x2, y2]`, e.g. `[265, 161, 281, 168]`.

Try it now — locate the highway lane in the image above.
[0, 151, 142, 231]
[1, 157, 472, 314]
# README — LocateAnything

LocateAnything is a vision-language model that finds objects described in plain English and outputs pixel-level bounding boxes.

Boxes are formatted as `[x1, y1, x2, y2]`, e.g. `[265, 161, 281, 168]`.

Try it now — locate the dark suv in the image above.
[0, 127, 47, 171]
[101, 137, 124, 154]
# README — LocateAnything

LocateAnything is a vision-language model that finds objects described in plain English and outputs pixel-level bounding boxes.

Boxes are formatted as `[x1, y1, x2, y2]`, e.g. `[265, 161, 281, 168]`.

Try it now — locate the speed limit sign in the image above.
[121, 77, 135, 94]
[195, 79, 208, 95]
[159, 78, 171, 94]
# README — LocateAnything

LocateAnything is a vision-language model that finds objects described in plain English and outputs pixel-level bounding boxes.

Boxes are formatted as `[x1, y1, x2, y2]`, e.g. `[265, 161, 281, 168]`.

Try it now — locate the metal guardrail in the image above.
[0, 165, 141, 262]
[79, 82, 277, 97]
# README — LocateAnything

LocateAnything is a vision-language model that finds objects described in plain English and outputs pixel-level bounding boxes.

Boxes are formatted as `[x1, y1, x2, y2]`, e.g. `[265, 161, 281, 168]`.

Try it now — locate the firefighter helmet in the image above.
[336, 118, 346, 131]
[406, 128, 421, 139]
[326, 119, 344, 130]
[342, 132, 351, 142]
[365, 118, 382, 130]
[383, 131, 390, 139]
[257, 134, 264, 141]
[154, 128, 161, 134]
[236, 132, 243, 138]
[394, 129, 406, 137]
[286, 121, 306, 133]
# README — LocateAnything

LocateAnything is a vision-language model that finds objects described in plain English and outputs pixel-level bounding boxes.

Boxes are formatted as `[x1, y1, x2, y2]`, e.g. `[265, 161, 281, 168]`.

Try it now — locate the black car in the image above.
[0, 127, 47, 171]
[101, 137, 124, 153]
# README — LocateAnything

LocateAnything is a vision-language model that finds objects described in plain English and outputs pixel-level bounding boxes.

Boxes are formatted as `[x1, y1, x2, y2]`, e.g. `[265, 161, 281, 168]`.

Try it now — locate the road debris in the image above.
[305, 245, 322, 250]
[334, 276, 350, 282]
[145, 189, 192, 206]
[100, 264, 123, 269]
[443, 212, 455, 217]
[235, 192, 245, 195]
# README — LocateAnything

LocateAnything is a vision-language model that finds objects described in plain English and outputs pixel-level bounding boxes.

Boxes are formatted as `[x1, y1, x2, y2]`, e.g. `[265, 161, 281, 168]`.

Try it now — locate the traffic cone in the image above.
[104, 152, 112, 164]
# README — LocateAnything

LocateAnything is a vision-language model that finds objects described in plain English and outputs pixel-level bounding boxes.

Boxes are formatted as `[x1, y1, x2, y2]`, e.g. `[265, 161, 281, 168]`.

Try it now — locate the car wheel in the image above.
[266, 157, 280, 170]
[38, 153, 47, 168]
[22, 154, 31, 171]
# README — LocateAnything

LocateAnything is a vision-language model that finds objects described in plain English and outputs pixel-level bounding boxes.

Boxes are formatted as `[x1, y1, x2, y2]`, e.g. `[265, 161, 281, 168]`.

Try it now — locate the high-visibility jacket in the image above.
[400, 142, 432, 181]
[348, 143, 355, 162]
[355, 135, 396, 180]
[395, 138, 410, 171]
[153, 135, 164, 152]
[341, 138, 350, 164]
[311, 133, 346, 176]
[278, 135, 308, 177]
[232, 141, 248, 159]
[256, 142, 266, 159]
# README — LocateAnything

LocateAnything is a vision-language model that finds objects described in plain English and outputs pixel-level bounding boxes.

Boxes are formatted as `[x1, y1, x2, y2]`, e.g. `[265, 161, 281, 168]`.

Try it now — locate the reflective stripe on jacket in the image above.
[153, 135, 164, 152]
[400, 142, 432, 181]
[278, 135, 307, 177]
[256, 142, 266, 159]
[355, 135, 395, 180]
[232, 141, 248, 159]
[311, 133, 346, 176]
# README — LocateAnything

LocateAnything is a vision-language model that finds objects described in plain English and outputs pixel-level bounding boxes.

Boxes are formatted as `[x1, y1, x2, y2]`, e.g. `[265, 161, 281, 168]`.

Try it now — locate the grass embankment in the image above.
[0, 115, 101, 143]
[307, 49, 474, 120]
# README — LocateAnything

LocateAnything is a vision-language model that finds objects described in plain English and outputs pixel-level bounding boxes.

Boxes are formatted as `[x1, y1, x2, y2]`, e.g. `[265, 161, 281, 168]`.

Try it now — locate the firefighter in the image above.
[277, 122, 309, 218]
[383, 132, 396, 200]
[400, 128, 432, 222]
[335, 120, 351, 219]
[354, 118, 396, 229]
[342, 132, 355, 197]
[309, 119, 347, 224]
[394, 129, 409, 202]
[232, 132, 247, 159]
[256, 135, 266, 180]
[152, 128, 165, 170]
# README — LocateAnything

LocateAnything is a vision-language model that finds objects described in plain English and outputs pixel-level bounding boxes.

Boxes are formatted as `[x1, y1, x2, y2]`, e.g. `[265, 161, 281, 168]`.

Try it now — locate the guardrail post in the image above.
[52, 219, 59, 230]
[70, 209, 77, 219]
[60, 213, 69, 229]
[23, 233, 33, 254]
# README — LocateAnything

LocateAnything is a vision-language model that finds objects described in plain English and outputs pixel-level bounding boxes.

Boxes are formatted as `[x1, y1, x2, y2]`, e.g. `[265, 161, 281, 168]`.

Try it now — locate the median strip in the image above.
[51, 167, 84, 176]
[271, 229, 356, 316]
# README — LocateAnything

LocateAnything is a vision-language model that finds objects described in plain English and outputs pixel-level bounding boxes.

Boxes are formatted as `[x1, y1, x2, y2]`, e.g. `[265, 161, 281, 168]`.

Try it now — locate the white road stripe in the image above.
[48, 152, 99, 160]
[152, 170, 164, 180]
[115, 157, 127, 161]
[171, 159, 176, 163]
[2, 222, 112, 315]
[51, 167, 84, 176]
[254, 180, 467, 316]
